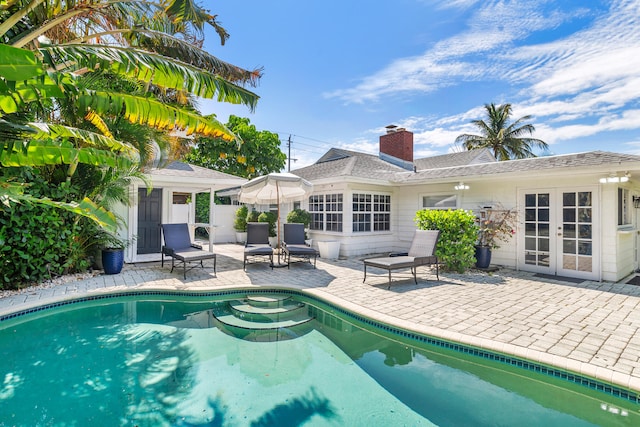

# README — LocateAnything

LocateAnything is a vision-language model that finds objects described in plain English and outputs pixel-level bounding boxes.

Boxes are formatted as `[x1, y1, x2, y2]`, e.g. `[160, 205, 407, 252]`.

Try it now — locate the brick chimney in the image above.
[379, 125, 414, 170]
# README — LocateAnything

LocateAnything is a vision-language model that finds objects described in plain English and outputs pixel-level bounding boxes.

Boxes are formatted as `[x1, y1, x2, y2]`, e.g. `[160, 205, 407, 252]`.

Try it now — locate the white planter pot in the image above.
[269, 236, 278, 248]
[317, 241, 340, 260]
[235, 231, 247, 244]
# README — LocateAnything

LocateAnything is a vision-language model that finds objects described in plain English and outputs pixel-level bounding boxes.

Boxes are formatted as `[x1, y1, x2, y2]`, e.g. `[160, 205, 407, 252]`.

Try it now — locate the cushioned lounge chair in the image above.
[282, 223, 318, 268]
[161, 223, 216, 279]
[363, 230, 440, 289]
[244, 222, 274, 270]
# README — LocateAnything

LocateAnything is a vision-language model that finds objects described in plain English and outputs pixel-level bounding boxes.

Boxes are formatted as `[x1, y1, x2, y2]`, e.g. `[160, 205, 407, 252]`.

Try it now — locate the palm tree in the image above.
[0, 0, 263, 229]
[455, 103, 548, 161]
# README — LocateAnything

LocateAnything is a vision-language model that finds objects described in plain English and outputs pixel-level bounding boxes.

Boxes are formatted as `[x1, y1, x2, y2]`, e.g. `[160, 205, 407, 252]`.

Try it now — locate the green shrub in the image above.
[257, 211, 277, 237]
[286, 208, 311, 227]
[0, 200, 86, 288]
[414, 209, 478, 273]
[233, 205, 248, 231]
[246, 209, 260, 223]
[0, 167, 97, 288]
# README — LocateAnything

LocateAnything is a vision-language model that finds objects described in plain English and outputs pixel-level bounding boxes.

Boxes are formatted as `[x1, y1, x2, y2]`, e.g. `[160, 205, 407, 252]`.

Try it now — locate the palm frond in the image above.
[0, 139, 136, 169]
[40, 44, 260, 110]
[69, 28, 261, 85]
[31, 123, 138, 156]
[77, 91, 239, 141]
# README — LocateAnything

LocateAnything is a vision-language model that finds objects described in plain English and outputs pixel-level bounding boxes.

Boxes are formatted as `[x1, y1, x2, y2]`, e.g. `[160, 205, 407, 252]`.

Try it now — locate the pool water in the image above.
[0, 293, 637, 426]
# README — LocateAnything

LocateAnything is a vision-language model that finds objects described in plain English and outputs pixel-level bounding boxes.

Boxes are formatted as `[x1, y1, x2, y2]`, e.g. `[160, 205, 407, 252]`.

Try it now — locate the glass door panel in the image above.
[524, 192, 551, 268]
[559, 191, 593, 274]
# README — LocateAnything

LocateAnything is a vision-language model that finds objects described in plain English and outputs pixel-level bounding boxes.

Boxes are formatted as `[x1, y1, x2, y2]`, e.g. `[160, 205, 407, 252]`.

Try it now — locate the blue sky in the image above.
[200, 0, 640, 169]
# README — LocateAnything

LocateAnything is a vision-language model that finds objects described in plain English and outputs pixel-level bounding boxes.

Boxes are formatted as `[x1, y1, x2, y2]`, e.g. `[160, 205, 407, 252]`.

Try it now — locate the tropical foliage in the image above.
[0, 0, 261, 219]
[186, 115, 286, 178]
[455, 103, 548, 161]
[0, 1, 262, 286]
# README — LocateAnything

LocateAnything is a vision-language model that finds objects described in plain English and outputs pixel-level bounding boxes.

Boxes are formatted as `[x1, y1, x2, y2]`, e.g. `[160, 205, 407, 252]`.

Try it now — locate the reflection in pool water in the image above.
[0, 293, 637, 426]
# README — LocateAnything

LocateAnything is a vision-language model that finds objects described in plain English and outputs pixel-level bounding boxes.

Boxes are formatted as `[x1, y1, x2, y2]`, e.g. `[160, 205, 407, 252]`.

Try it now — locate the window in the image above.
[422, 194, 457, 209]
[352, 193, 391, 232]
[618, 188, 631, 226]
[309, 194, 343, 231]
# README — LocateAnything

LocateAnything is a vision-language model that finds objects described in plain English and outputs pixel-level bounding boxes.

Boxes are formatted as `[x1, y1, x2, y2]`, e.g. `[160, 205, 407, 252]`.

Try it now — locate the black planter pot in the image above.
[475, 245, 492, 269]
[102, 248, 124, 275]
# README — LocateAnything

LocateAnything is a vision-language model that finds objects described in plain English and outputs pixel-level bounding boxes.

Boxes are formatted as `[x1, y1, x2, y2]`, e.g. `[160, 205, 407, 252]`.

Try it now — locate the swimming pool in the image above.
[0, 290, 638, 426]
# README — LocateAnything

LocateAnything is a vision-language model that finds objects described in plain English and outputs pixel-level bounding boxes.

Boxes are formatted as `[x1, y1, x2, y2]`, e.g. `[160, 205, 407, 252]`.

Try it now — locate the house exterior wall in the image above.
[306, 171, 640, 282]
[306, 181, 398, 257]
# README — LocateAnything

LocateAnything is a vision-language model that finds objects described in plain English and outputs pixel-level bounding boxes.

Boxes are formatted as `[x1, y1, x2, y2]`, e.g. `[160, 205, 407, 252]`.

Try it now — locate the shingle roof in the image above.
[292, 149, 640, 185]
[394, 151, 640, 183]
[292, 148, 406, 181]
[413, 148, 496, 170]
[148, 161, 244, 180]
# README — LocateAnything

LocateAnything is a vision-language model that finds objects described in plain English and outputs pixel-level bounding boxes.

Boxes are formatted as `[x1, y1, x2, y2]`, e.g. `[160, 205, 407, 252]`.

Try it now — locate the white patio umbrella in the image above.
[238, 172, 313, 265]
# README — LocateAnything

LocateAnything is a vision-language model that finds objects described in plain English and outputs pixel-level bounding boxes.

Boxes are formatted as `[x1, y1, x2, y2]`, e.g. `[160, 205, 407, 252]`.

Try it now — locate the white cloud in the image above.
[325, 0, 571, 103]
[344, 1, 640, 153]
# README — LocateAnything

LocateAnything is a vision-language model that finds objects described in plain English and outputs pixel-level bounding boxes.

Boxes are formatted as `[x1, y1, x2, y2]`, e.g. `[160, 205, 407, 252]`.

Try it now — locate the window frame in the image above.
[421, 193, 458, 210]
[308, 193, 343, 232]
[352, 192, 391, 233]
[618, 187, 631, 227]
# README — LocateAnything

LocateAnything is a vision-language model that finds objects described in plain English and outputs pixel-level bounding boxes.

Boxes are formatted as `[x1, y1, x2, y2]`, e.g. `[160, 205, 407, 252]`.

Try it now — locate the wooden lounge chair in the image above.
[161, 223, 216, 279]
[244, 222, 274, 270]
[363, 230, 440, 289]
[282, 223, 318, 268]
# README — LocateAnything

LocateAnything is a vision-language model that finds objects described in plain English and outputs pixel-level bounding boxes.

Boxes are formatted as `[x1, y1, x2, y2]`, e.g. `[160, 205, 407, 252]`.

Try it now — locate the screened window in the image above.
[309, 194, 343, 231]
[352, 193, 391, 232]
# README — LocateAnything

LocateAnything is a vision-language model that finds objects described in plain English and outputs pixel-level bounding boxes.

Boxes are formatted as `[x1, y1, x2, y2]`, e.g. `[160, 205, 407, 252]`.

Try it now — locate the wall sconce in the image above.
[633, 195, 640, 209]
[599, 172, 630, 183]
[454, 182, 469, 191]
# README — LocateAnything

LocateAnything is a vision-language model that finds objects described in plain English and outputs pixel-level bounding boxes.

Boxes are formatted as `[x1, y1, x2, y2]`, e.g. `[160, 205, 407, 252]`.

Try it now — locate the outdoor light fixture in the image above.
[599, 172, 630, 184]
[454, 182, 469, 190]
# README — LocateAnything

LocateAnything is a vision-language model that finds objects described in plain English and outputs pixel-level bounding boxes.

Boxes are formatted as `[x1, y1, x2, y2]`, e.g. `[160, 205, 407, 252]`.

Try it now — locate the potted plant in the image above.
[258, 211, 278, 246]
[475, 206, 517, 268]
[246, 209, 260, 223]
[96, 231, 135, 275]
[233, 205, 249, 243]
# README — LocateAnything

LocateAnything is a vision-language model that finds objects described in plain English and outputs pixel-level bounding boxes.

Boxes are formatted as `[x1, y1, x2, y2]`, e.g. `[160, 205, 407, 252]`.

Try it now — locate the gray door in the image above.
[137, 188, 162, 254]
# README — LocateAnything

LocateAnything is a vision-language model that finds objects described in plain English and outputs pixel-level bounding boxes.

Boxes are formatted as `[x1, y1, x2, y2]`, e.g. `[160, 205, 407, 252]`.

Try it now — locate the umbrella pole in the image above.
[277, 181, 281, 264]
[272, 181, 287, 267]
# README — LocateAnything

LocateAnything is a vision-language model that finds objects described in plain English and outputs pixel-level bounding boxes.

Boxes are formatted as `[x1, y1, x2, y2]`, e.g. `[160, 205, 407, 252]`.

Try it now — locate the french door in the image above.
[519, 187, 599, 280]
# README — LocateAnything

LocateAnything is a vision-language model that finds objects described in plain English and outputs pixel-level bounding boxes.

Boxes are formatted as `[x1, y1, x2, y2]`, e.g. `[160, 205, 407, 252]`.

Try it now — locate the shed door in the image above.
[520, 187, 598, 280]
[137, 188, 162, 254]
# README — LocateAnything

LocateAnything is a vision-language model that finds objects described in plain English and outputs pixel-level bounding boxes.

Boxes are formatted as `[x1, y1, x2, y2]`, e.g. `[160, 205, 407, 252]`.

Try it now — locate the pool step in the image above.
[228, 299, 306, 322]
[211, 295, 314, 342]
[245, 294, 292, 309]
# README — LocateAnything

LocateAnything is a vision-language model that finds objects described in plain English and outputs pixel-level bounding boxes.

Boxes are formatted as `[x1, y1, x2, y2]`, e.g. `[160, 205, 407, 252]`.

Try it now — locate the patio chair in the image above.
[363, 230, 440, 289]
[282, 223, 318, 268]
[244, 222, 274, 270]
[161, 223, 216, 279]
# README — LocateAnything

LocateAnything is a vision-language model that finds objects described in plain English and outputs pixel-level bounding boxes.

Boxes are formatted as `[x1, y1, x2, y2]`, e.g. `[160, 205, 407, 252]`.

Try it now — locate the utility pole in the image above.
[287, 135, 291, 171]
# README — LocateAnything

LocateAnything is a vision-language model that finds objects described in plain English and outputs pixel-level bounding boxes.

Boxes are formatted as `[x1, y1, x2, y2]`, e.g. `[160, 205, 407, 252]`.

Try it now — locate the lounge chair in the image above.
[161, 223, 217, 279]
[244, 222, 274, 270]
[282, 223, 318, 268]
[363, 230, 440, 289]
